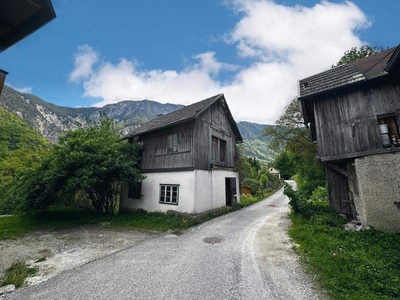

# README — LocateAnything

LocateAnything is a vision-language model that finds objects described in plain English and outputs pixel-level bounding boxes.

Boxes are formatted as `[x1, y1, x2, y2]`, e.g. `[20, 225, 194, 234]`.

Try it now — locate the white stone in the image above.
[0, 284, 15, 295]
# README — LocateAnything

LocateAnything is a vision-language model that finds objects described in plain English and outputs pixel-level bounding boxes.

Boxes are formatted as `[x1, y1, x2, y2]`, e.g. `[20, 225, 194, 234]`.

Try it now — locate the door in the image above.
[225, 178, 237, 206]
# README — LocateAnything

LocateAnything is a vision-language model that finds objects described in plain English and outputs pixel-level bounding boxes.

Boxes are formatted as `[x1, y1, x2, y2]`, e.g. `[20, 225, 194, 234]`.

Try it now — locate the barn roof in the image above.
[299, 45, 400, 100]
[122, 94, 243, 142]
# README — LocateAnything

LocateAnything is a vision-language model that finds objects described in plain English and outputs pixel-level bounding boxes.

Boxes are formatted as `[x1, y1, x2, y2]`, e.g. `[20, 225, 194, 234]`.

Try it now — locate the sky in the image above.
[0, 0, 399, 124]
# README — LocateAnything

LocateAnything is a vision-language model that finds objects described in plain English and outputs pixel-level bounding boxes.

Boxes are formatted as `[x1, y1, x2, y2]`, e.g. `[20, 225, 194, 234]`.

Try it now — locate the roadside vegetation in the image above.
[1, 261, 38, 288]
[265, 46, 400, 300]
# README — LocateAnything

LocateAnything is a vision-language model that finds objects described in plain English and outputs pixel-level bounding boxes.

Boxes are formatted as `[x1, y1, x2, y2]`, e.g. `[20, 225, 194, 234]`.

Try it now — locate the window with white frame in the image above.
[159, 184, 179, 205]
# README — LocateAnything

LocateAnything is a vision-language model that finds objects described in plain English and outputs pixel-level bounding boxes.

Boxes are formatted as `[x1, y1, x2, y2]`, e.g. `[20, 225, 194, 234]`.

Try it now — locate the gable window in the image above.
[212, 136, 219, 161]
[167, 133, 178, 153]
[211, 135, 227, 164]
[220, 139, 226, 163]
[159, 184, 179, 205]
[128, 181, 142, 199]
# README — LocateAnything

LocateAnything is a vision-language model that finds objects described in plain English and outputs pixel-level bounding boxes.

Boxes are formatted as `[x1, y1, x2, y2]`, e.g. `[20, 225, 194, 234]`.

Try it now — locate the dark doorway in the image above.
[225, 178, 237, 206]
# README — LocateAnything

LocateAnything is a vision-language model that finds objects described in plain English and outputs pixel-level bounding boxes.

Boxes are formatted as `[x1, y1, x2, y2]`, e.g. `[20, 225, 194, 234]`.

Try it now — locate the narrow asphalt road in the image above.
[7, 181, 324, 300]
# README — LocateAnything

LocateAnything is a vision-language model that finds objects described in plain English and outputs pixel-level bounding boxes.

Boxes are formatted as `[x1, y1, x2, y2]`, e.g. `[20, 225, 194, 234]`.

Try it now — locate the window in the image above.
[220, 140, 226, 163]
[211, 136, 227, 164]
[159, 184, 179, 205]
[128, 181, 142, 199]
[167, 134, 178, 153]
[212, 136, 218, 161]
[377, 114, 400, 147]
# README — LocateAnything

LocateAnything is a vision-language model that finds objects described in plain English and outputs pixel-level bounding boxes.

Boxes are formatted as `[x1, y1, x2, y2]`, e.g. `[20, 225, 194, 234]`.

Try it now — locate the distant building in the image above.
[268, 167, 281, 179]
[121, 94, 243, 214]
[299, 45, 400, 232]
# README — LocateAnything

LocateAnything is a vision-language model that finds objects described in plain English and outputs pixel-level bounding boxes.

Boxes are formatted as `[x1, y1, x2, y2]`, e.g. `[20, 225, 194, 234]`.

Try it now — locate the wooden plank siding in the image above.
[140, 121, 194, 171]
[138, 100, 237, 172]
[326, 167, 353, 216]
[313, 80, 400, 160]
[194, 100, 236, 170]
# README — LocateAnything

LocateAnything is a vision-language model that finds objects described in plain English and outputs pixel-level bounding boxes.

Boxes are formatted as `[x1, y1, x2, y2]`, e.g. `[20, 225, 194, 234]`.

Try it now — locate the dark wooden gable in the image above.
[126, 94, 242, 172]
[299, 45, 400, 161]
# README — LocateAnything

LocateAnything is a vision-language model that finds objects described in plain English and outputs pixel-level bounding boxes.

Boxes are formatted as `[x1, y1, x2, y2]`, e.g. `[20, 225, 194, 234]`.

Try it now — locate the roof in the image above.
[299, 45, 400, 100]
[0, 0, 56, 52]
[122, 94, 243, 142]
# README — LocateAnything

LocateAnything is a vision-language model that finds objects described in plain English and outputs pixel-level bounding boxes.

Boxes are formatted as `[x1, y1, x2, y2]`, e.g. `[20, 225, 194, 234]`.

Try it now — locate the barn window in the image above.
[220, 139, 226, 162]
[212, 136, 218, 161]
[167, 133, 178, 153]
[377, 114, 400, 147]
[128, 181, 142, 199]
[159, 184, 179, 205]
[211, 136, 227, 164]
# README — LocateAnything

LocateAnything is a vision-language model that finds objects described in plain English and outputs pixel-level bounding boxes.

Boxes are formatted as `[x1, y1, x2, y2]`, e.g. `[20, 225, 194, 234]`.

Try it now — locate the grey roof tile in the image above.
[299, 45, 399, 99]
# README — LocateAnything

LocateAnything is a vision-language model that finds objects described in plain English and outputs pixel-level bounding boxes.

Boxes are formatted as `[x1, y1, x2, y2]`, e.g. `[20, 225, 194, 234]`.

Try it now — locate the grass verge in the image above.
[1, 261, 38, 288]
[289, 212, 400, 299]
[0, 183, 284, 241]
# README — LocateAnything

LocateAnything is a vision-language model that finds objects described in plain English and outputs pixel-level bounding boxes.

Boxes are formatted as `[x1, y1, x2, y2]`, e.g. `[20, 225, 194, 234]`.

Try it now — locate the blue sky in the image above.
[0, 0, 399, 123]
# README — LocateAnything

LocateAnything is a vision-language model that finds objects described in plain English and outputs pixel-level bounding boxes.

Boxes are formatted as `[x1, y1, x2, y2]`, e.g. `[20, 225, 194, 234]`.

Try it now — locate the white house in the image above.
[120, 94, 242, 214]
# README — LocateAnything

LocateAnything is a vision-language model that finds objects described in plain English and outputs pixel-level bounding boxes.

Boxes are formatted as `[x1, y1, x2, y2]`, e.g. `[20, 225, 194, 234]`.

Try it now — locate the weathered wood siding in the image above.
[314, 80, 400, 160]
[326, 168, 353, 216]
[194, 100, 236, 170]
[140, 121, 194, 171]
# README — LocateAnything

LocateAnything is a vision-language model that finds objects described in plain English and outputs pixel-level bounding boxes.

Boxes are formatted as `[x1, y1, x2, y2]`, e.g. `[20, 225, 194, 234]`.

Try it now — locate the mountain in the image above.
[0, 85, 275, 161]
[237, 121, 275, 163]
[0, 85, 182, 143]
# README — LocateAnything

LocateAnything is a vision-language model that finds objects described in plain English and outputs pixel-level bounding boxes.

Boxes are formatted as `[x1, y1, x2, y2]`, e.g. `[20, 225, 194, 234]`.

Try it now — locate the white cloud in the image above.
[6, 82, 33, 94]
[70, 1, 370, 123]
[69, 45, 99, 82]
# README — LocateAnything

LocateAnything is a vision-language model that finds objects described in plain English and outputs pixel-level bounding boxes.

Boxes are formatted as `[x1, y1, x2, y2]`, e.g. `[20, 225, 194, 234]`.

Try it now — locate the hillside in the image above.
[237, 121, 275, 163]
[0, 107, 48, 158]
[0, 85, 275, 162]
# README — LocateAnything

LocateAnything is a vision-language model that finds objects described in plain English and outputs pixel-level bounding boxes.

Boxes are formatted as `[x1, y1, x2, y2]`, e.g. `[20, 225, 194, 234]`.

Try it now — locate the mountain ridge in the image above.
[0, 85, 275, 162]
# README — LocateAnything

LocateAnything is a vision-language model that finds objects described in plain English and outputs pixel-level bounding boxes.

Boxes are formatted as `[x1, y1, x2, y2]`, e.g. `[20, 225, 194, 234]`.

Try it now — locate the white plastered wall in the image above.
[354, 152, 400, 232]
[120, 169, 240, 215]
[194, 169, 240, 214]
[120, 171, 195, 214]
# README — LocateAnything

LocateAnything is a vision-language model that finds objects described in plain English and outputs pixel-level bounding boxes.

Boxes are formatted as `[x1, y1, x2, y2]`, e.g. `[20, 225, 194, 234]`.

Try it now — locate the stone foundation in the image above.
[353, 152, 400, 232]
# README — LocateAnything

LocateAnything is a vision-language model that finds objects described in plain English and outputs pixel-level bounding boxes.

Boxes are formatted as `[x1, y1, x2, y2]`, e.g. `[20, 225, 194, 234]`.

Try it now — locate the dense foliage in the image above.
[21, 118, 143, 214]
[286, 184, 400, 299]
[263, 98, 326, 196]
[0, 112, 143, 214]
[236, 144, 281, 198]
[0, 108, 49, 214]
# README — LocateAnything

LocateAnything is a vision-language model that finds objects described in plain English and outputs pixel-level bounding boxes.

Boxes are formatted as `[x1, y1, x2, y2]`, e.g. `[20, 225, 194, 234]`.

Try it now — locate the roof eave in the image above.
[385, 45, 400, 73]
[121, 116, 195, 140]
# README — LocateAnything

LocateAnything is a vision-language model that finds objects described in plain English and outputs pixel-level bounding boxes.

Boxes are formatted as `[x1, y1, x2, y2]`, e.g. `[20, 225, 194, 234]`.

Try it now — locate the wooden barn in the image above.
[299, 45, 400, 232]
[120, 94, 243, 214]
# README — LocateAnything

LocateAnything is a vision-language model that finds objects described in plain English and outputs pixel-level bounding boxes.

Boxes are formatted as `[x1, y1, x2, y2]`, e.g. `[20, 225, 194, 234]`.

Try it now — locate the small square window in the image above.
[159, 184, 179, 205]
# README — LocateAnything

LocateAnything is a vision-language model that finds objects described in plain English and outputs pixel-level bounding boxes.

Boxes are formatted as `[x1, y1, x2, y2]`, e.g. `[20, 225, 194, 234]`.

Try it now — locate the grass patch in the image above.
[289, 208, 400, 299]
[1, 261, 38, 288]
[0, 184, 284, 241]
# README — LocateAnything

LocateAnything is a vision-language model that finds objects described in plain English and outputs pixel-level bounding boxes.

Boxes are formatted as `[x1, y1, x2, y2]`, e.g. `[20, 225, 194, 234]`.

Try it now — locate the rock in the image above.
[0, 284, 15, 295]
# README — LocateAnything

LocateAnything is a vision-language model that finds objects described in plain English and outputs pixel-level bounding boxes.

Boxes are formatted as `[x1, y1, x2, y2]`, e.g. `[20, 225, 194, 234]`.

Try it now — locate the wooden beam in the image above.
[324, 162, 350, 178]
[320, 147, 400, 162]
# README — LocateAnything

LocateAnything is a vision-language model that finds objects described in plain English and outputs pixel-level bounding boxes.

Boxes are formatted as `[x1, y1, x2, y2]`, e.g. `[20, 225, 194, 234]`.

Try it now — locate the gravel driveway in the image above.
[6, 181, 325, 300]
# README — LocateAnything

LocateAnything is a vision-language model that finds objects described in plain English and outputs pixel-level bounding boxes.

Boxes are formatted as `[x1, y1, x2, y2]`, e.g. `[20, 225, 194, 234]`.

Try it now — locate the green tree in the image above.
[273, 151, 296, 180]
[22, 118, 143, 214]
[333, 45, 385, 67]
[263, 98, 326, 197]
